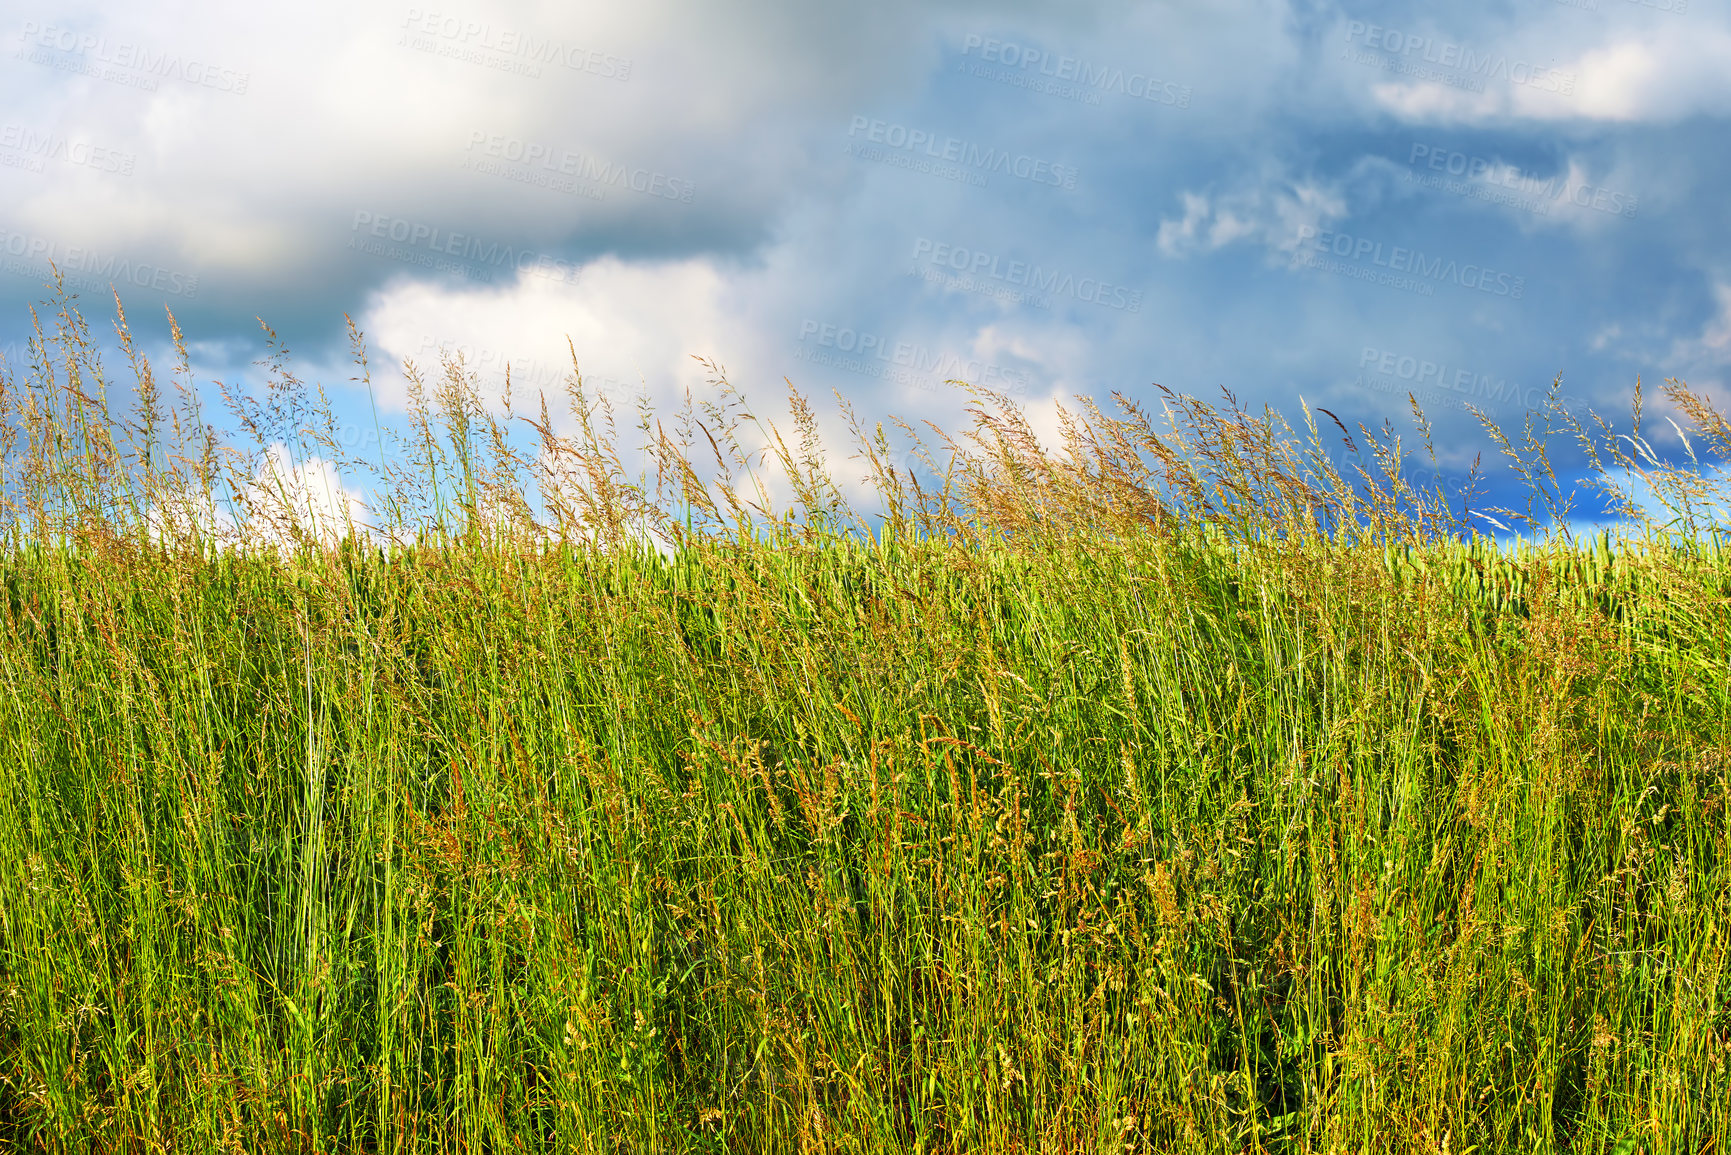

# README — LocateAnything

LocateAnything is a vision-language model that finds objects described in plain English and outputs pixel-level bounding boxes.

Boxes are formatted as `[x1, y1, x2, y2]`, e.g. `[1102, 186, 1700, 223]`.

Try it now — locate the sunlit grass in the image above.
[0, 285, 1727, 1152]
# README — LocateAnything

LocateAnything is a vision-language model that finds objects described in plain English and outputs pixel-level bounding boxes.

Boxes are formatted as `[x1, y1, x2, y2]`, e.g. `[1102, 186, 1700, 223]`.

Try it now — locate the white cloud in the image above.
[1, 0, 1134, 299]
[146, 443, 371, 552]
[343, 236, 1117, 531]
[240, 444, 372, 549]
[1359, 21, 1731, 126]
[360, 253, 742, 416]
[1566, 27, 1731, 123]
[5, 0, 1729, 529]
[1156, 171, 1346, 259]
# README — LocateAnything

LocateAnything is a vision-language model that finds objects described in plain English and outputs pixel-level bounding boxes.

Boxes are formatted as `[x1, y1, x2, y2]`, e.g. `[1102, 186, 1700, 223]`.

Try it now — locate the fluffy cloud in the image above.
[1351, 17, 1731, 126]
[5, 0, 1731, 532]
[146, 443, 371, 551]
[360, 254, 742, 415]
[0, 0, 1134, 316]
[1156, 170, 1347, 259]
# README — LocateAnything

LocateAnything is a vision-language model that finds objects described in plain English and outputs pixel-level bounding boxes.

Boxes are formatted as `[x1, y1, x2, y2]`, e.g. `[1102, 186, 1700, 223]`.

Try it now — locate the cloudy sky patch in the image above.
[3, 0, 1727, 529]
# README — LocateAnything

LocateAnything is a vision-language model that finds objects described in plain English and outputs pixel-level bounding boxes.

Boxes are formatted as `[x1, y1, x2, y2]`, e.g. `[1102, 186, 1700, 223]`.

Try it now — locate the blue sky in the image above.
[2, 0, 1728, 538]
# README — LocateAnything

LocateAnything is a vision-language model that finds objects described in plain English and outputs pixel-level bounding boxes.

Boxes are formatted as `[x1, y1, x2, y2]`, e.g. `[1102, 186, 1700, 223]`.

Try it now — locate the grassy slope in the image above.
[0, 529, 1726, 1152]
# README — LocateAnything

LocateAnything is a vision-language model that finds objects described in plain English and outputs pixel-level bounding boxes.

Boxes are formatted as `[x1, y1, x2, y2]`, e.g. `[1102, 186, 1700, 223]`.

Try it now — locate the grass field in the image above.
[0, 292, 1727, 1152]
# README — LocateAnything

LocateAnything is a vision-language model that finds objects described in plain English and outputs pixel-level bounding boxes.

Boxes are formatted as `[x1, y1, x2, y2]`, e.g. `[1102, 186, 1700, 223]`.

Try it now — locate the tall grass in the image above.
[0, 285, 1727, 1152]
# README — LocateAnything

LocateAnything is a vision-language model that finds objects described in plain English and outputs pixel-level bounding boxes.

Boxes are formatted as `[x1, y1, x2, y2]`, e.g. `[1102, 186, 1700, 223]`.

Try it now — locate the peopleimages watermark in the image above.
[1356, 346, 1589, 417]
[1293, 226, 1525, 300]
[1544, 0, 1689, 15]
[461, 132, 695, 204]
[910, 238, 1141, 313]
[845, 116, 1078, 191]
[1404, 144, 1637, 219]
[0, 227, 199, 299]
[13, 21, 250, 94]
[792, 319, 1032, 398]
[0, 123, 135, 177]
[957, 35, 1191, 108]
[1342, 21, 1576, 96]
[911, 253, 1052, 309]
[398, 8, 631, 81]
[349, 211, 582, 286]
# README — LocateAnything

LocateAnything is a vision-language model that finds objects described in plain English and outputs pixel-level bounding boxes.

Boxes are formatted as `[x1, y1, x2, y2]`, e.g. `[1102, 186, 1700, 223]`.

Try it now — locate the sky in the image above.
[2, 0, 1728, 540]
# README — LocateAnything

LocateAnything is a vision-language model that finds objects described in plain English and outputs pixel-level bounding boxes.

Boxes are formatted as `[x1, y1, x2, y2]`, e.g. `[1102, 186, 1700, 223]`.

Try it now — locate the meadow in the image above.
[0, 290, 1727, 1152]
